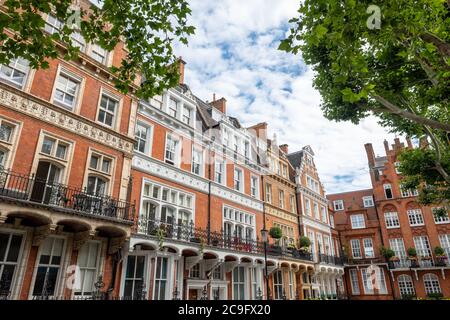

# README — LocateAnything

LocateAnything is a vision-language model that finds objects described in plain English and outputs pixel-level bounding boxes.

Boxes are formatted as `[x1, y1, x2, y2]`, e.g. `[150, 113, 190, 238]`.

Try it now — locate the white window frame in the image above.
[363, 196, 374, 207]
[384, 212, 400, 229]
[407, 209, 424, 227]
[0, 57, 30, 89]
[333, 200, 344, 211]
[134, 121, 153, 155]
[164, 134, 180, 166]
[349, 269, 360, 295]
[234, 167, 244, 192]
[433, 208, 449, 224]
[52, 68, 82, 111]
[250, 175, 259, 199]
[191, 147, 203, 176]
[384, 184, 393, 199]
[350, 214, 366, 229]
[350, 239, 362, 259]
[363, 238, 374, 258]
[97, 91, 120, 129]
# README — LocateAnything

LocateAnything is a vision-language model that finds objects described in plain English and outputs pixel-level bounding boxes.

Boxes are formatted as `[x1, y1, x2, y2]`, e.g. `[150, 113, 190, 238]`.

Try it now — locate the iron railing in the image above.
[318, 253, 345, 266]
[388, 257, 449, 269]
[137, 217, 313, 262]
[0, 168, 135, 222]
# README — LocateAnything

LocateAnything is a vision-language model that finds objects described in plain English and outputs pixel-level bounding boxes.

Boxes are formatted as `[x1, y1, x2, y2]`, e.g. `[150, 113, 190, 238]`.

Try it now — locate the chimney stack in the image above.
[419, 136, 429, 149]
[209, 97, 227, 114]
[406, 136, 413, 149]
[364, 143, 375, 167]
[178, 57, 186, 85]
[383, 140, 390, 154]
[279, 144, 289, 154]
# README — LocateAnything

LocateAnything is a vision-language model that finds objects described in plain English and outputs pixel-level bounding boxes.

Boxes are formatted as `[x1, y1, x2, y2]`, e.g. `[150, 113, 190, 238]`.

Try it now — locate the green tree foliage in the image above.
[0, 0, 195, 98]
[280, 0, 449, 212]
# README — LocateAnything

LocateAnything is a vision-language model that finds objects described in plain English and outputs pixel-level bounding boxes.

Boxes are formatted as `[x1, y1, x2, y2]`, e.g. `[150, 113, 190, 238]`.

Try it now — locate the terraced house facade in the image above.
[0, 0, 137, 300]
[328, 138, 450, 300]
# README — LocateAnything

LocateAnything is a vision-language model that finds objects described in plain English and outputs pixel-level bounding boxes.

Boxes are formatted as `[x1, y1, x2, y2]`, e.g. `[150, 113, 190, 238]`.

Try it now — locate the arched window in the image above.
[397, 274, 415, 296]
[423, 273, 441, 295]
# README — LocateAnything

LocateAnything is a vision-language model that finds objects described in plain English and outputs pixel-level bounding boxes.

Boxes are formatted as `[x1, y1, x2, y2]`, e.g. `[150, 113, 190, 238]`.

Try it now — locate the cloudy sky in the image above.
[174, 0, 396, 194]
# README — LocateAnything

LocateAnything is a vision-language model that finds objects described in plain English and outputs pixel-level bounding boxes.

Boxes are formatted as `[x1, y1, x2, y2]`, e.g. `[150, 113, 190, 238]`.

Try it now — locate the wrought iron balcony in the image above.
[318, 253, 345, 266]
[137, 217, 313, 262]
[0, 168, 135, 222]
[388, 257, 449, 269]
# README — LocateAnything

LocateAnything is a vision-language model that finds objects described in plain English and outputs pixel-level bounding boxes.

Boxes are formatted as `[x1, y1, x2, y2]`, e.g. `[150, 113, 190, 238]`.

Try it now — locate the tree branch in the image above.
[372, 94, 450, 132]
[420, 32, 450, 58]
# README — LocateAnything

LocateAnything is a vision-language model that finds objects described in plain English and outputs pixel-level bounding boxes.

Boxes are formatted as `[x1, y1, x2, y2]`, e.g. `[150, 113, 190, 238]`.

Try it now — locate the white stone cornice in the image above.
[132, 154, 263, 211]
[298, 186, 328, 204]
[132, 155, 209, 193]
[301, 215, 332, 233]
[210, 183, 263, 211]
[0, 85, 134, 155]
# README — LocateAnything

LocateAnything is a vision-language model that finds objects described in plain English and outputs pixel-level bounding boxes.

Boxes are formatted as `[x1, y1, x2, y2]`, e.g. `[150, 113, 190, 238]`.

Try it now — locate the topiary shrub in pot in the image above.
[269, 226, 282, 240]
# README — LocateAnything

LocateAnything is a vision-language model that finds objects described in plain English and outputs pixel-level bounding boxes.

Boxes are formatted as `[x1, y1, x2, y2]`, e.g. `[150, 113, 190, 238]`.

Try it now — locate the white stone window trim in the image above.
[333, 200, 344, 211]
[191, 145, 204, 177]
[28, 235, 68, 299]
[362, 196, 374, 207]
[133, 120, 154, 156]
[95, 87, 123, 131]
[83, 147, 116, 197]
[164, 132, 181, 167]
[50, 64, 85, 114]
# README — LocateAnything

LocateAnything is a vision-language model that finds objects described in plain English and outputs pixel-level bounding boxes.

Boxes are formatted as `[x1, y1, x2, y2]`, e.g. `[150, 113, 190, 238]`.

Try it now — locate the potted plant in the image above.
[380, 246, 397, 268]
[299, 236, 311, 249]
[407, 248, 419, 268]
[434, 246, 448, 266]
[269, 226, 282, 239]
[427, 292, 443, 300]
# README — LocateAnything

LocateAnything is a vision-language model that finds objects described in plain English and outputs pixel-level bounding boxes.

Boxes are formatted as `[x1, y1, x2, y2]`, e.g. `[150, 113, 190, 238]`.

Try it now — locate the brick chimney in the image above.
[279, 144, 289, 154]
[364, 143, 375, 167]
[247, 122, 268, 141]
[209, 95, 227, 114]
[383, 140, 390, 154]
[178, 57, 186, 85]
[419, 136, 429, 149]
[393, 137, 403, 152]
[406, 136, 413, 149]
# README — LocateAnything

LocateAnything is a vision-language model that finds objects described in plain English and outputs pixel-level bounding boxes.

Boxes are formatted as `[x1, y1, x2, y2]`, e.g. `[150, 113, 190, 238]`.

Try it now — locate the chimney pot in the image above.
[279, 144, 289, 154]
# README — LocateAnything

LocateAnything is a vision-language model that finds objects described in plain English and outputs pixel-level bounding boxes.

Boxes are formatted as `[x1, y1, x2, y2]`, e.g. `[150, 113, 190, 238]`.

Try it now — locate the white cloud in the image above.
[175, 0, 396, 193]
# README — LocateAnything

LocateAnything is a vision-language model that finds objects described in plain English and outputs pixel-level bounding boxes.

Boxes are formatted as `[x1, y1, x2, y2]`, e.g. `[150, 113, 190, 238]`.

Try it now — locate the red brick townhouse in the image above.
[328, 138, 450, 300]
[287, 146, 345, 299]
[122, 60, 316, 301]
[0, 1, 137, 300]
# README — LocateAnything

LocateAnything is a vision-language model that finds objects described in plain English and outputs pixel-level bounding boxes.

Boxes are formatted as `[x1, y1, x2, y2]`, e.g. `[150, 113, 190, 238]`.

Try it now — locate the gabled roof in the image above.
[286, 150, 304, 169]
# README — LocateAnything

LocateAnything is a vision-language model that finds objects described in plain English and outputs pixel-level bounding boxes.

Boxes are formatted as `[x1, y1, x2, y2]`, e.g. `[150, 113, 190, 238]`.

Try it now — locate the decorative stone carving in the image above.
[72, 230, 92, 251]
[0, 86, 134, 155]
[32, 225, 52, 246]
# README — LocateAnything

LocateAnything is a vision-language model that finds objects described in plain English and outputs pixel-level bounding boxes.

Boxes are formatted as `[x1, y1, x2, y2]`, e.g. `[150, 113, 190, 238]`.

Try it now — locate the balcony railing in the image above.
[0, 168, 135, 222]
[137, 217, 313, 262]
[388, 257, 449, 269]
[318, 253, 345, 266]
